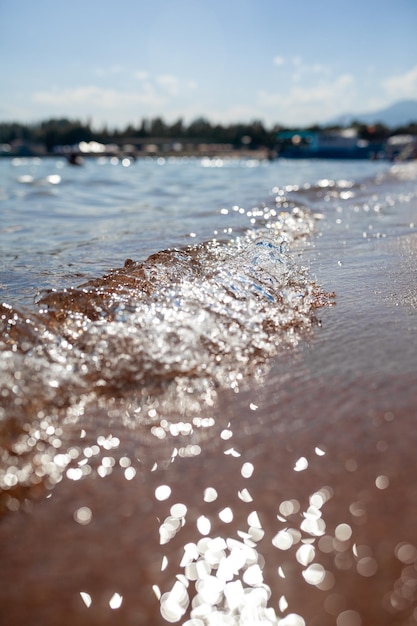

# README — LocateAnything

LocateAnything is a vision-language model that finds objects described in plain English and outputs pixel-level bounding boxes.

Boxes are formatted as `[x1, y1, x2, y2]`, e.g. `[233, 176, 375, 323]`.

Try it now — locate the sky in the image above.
[0, 0, 416, 129]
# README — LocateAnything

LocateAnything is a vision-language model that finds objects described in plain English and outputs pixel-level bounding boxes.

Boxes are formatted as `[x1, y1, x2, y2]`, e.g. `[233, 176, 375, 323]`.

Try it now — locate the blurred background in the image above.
[0, 0, 416, 156]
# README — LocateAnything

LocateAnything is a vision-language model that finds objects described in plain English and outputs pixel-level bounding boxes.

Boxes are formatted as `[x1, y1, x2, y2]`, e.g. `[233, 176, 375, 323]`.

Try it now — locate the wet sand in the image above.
[0, 164, 416, 626]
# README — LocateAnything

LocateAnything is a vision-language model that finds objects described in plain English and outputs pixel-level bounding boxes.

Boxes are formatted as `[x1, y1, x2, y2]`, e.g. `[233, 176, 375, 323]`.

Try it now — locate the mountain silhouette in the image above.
[328, 100, 417, 128]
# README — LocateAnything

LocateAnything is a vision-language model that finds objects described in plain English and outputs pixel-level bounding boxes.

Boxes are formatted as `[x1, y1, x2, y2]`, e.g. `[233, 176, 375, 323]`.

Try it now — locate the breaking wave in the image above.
[0, 205, 333, 505]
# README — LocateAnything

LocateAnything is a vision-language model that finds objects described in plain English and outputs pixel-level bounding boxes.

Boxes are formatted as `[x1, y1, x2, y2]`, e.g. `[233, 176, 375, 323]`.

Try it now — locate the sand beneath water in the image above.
[0, 163, 416, 626]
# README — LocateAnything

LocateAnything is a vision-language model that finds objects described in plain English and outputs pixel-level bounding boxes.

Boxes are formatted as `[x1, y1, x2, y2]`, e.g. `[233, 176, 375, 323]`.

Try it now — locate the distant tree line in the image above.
[0, 117, 278, 151]
[1, 117, 416, 153]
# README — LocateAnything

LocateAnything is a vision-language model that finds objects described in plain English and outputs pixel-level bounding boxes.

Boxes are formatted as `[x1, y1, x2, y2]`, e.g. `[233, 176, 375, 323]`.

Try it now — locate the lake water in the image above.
[0, 155, 389, 305]
[1, 155, 417, 626]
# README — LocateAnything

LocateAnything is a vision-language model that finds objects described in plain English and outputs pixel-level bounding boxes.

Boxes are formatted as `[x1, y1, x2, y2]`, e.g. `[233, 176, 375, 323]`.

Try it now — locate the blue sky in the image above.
[1, 0, 416, 128]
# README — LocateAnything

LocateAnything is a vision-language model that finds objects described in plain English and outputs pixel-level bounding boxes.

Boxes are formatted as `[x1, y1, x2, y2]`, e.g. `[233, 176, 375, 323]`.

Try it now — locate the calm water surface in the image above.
[0, 156, 416, 626]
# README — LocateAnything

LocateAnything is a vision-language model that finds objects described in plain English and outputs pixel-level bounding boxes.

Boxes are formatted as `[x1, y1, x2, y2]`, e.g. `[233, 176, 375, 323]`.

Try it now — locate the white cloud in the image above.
[0, 102, 34, 121]
[207, 104, 262, 124]
[30, 75, 200, 127]
[94, 64, 126, 78]
[156, 74, 180, 96]
[292, 61, 332, 83]
[311, 63, 331, 75]
[258, 74, 356, 125]
[273, 57, 332, 85]
[135, 70, 149, 81]
[33, 85, 166, 109]
[382, 64, 417, 99]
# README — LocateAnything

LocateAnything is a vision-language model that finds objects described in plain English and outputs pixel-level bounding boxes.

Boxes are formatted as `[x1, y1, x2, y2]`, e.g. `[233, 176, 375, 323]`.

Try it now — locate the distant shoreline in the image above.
[0, 148, 274, 160]
[1, 149, 407, 162]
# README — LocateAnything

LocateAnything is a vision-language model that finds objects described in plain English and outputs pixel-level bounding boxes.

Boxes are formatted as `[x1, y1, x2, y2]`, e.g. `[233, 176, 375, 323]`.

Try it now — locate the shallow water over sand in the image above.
[0, 158, 417, 625]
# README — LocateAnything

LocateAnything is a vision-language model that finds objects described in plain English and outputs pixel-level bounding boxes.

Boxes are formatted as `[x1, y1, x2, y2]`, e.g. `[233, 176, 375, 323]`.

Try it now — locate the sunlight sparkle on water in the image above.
[294, 456, 308, 471]
[278, 615, 305, 626]
[203, 487, 218, 502]
[302, 563, 326, 586]
[241, 462, 254, 478]
[109, 592, 123, 609]
[218, 507, 233, 523]
[74, 506, 92, 525]
[155, 485, 172, 501]
[336, 610, 362, 626]
[80, 591, 92, 608]
[197, 515, 211, 535]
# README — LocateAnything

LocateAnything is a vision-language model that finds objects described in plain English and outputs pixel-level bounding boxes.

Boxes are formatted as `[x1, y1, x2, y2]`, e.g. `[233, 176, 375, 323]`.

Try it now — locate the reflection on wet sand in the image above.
[147, 365, 417, 626]
[2, 367, 416, 626]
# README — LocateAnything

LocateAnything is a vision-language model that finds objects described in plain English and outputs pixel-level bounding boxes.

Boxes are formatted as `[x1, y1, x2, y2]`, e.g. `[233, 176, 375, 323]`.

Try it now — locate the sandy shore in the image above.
[0, 163, 416, 626]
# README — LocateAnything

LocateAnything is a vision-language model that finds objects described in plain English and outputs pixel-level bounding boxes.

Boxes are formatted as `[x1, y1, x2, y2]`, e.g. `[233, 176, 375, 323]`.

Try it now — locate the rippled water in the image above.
[0, 156, 388, 305]
[1, 156, 417, 626]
